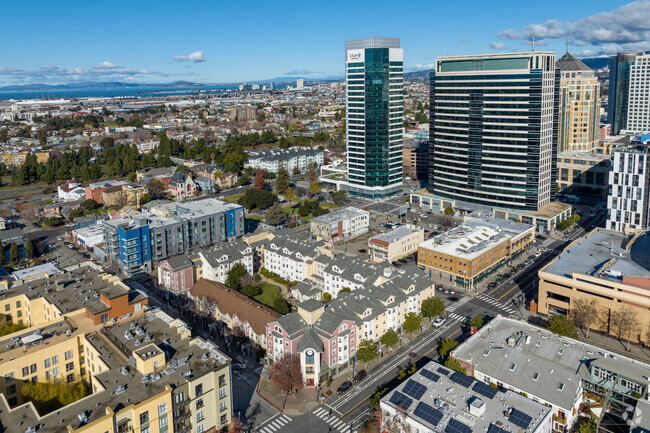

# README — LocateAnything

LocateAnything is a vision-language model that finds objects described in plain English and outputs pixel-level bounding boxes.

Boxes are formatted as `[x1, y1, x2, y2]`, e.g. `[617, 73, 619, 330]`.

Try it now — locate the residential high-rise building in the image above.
[343, 37, 404, 198]
[428, 51, 559, 211]
[606, 135, 650, 232]
[608, 52, 644, 135]
[296, 78, 304, 89]
[626, 53, 650, 133]
[556, 51, 600, 152]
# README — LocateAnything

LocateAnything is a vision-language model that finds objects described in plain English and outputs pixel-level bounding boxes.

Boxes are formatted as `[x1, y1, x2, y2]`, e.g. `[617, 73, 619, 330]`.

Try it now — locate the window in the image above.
[219, 388, 227, 399]
[5, 372, 14, 383]
[197, 424, 205, 433]
[219, 374, 226, 387]
[52, 355, 59, 365]
[197, 411, 205, 422]
[159, 416, 168, 429]
[221, 414, 228, 425]
[196, 398, 204, 409]
[44, 358, 51, 368]
[158, 402, 167, 416]
[66, 362, 74, 372]
[139, 411, 149, 425]
[7, 384, 16, 395]
[30, 364, 37, 374]
[220, 401, 228, 411]
[67, 374, 75, 383]
[22, 367, 29, 377]
[195, 383, 203, 397]
[4, 304, 8, 312]
[52, 367, 60, 378]
[141, 426, 150, 433]
[65, 350, 74, 360]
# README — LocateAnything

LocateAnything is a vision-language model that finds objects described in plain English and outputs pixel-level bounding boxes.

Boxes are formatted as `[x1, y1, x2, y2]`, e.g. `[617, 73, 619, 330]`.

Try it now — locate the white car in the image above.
[433, 316, 446, 327]
[57, 236, 63, 241]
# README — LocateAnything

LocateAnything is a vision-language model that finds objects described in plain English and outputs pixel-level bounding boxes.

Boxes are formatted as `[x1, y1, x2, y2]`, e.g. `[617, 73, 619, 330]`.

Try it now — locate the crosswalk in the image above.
[446, 296, 471, 312]
[256, 413, 292, 433]
[448, 312, 470, 323]
[477, 294, 516, 315]
[313, 407, 356, 433]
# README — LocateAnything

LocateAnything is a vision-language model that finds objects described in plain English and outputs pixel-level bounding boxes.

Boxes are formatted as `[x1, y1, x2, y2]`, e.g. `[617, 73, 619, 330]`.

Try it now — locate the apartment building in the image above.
[381, 361, 552, 433]
[266, 270, 435, 386]
[368, 225, 424, 263]
[538, 229, 650, 343]
[84, 180, 129, 205]
[310, 207, 369, 242]
[157, 254, 195, 295]
[244, 147, 324, 173]
[451, 315, 650, 433]
[418, 218, 535, 289]
[196, 240, 253, 284]
[606, 138, 650, 232]
[189, 279, 281, 347]
[0, 263, 233, 433]
[263, 234, 325, 282]
[229, 105, 258, 121]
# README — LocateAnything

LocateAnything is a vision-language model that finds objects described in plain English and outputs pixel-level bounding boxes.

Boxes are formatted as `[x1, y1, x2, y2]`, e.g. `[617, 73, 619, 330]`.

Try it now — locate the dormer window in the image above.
[274, 326, 280, 333]
[532, 372, 539, 381]
[339, 324, 348, 332]
[354, 274, 363, 281]
[509, 363, 516, 371]
[297, 253, 303, 259]
[558, 383, 565, 391]
[333, 266, 341, 273]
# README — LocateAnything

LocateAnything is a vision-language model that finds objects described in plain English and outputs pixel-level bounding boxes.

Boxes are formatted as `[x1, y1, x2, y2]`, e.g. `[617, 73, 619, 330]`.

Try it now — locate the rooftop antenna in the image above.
[532, 35, 535, 52]
[566, 38, 570, 54]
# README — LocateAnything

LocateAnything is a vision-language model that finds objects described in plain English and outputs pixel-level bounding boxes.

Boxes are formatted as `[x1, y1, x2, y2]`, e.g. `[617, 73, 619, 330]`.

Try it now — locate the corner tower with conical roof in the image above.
[556, 51, 601, 153]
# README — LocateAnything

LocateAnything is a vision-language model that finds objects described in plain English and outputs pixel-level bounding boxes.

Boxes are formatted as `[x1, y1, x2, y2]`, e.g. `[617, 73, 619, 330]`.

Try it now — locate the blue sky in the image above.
[1, 0, 648, 85]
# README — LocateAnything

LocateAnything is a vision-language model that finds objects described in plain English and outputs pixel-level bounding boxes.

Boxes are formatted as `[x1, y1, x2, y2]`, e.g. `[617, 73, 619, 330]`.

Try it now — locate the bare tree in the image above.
[620, 306, 640, 351]
[609, 309, 626, 340]
[382, 412, 412, 433]
[570, 298, 598, 338]
[270, 353, 303, 406]
[21, 202, 41, 230]
[228, 417, 244, 433]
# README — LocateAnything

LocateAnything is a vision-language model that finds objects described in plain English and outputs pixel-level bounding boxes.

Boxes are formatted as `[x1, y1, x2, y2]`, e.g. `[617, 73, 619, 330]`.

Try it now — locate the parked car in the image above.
[56, 236, 63, 241]
[232, 363, 246, 371]
[448, 296, 459, 302]
[353, 370, 367, 383]
[433, 316, 446, 327]
[337, 381, 352, 394]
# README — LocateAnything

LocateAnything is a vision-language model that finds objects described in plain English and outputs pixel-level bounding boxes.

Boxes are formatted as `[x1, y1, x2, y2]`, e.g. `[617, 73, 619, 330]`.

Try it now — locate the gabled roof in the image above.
[556, 52, 592, 71]
[164, 254, 193, 271]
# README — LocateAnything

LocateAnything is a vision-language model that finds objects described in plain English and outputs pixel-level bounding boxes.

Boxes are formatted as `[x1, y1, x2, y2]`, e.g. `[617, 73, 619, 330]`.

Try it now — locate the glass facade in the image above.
[345, 37, 403, 198]
[428, 53, 557, 210]
[608, 53, 642, 135]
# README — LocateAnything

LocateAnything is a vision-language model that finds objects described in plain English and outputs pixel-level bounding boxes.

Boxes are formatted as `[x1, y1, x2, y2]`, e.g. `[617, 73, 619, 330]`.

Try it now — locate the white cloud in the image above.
[495, 1, 650, 55]
[490, 42, 507, 50]
[0, 61, 165, 84]
[173, 50, 206, 63]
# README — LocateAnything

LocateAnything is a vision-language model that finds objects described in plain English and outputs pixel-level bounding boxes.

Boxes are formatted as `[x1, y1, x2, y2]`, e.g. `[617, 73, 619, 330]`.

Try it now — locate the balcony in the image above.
[553, 414, 567, 425]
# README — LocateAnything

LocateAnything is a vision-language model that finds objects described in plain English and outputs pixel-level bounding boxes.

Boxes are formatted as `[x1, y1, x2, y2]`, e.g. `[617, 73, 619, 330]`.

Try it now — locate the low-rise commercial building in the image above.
[244, 147, 324, 173]
[538, 229, 650, 344]
[381, 361, 552, 433]
[418, 218, 535, 289]
[451, 315, 650, 433]
[72, 224, 104, 248]
[368, 225, 424, 263]
[310, 207, 369, 242]
[557, 150, 610, 203]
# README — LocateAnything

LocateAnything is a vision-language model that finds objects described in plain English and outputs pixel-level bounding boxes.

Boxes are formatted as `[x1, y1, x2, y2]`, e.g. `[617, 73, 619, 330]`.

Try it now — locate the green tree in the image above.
[238, 188, 276, 211]
[403, 312, 423, 336]
[547, 315, 579, 339]
[469, 315, 484, 330]
[444, 357, 466, 374]
[9, 242, 20, 264]
[439, 338, 459, 358]
[379, 329, 399, 349]
[577, 419, 596, 433]
[338, 287, 351, 295]
[0, 129, 8, 143]
[356, 339, 378, 364]
[444, 206, 455, 215]
[308, 181, 321, 198]
[330, 190, 348, 206]
[24, 239, 34, 260]
[139, 193, 153, 206]
[284, 188, 297, 216]
[68, 208, 85, 221]
[265, 203, 287, 226]
[272, 294, 290, 314]
[321, 292, 332, 303]
[80, 199, 99, 212]
[421, 297, 445, 323]
[226, 263, 247, 290]
[37, 128, 47, 146]
[275, 167, 290, 195]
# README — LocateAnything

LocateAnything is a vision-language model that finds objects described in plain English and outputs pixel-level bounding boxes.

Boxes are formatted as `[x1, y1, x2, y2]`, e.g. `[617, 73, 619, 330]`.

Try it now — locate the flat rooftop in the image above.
[382, 361, 551, 433]
[419, 225, 509, 261]
[544, 229, 650, 279]
[0, 309, 230, 432]
[452, 315, 650, 411]
[558, 150, 610, 161]
[369, 225, 421, 245]
[311, 207, 368, 225]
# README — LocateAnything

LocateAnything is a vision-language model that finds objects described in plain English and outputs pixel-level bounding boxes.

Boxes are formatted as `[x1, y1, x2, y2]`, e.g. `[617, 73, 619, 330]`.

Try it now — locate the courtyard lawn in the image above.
[253, 283, 282, 308]
[222, 193, 244, 204]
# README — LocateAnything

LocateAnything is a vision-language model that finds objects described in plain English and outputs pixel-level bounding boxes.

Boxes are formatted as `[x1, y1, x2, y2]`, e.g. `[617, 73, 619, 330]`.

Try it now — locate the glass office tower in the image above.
[344, 37, 404, 199]
[428, 52, 559, 211]
[608, 52, 643, 136]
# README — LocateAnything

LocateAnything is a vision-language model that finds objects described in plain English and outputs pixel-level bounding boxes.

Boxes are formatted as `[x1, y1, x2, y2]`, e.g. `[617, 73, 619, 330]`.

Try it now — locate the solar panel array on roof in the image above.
[437, 366, 449, 376]
[403, 379, 427, 400]
[509, 408, 533, 429]
[473, 381, 498, 399]
[413, 402, 443, 427]
[449, 371, 474, 388]
[388, 391, 413, 410]
[445, 419, 472, 433]
[488, 424, 509, 433]
[420, 369, 441, 382]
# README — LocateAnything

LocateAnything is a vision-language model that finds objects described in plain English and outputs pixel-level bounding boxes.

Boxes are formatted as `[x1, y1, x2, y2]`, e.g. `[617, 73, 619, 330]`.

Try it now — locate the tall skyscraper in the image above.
[344, 37, 404, 198]
[556, 51, 601, 152]
[608, 52, 644, 136]
[296, 78, 304, 89]
[428, 51, 559, 211]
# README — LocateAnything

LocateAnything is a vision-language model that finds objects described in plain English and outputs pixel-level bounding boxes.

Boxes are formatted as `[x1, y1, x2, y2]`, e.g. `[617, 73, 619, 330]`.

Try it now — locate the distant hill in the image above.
[580, 57, 610, 70]
[0, 81, 207, 92]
